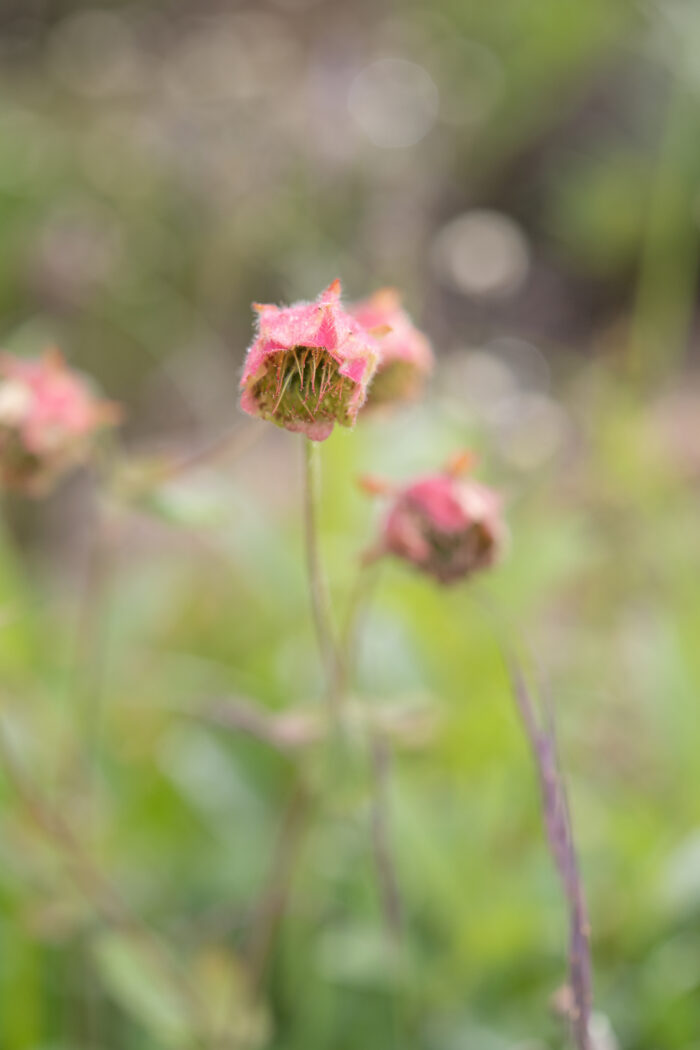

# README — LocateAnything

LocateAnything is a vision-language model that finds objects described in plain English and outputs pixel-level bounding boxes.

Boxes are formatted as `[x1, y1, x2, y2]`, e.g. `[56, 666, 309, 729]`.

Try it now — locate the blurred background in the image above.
[2, 0, 700, 1047]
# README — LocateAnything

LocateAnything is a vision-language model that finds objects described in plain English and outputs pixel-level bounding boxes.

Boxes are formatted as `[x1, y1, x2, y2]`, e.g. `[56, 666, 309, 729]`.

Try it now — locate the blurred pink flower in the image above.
[352, 288, 433, 408]
[368, 457, 505, 584]
[240, 280, 379, 441]
[0, 349, 120, 493]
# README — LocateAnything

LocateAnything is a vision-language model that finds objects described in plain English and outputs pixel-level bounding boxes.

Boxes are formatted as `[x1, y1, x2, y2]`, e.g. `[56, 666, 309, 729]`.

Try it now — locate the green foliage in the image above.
[1, 387, 700, 1049]
[2, 1, 700, 1048]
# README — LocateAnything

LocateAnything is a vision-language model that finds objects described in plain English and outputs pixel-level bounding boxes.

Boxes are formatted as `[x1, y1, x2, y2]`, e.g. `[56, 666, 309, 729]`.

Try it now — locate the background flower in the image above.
[375, 467, 505, 583]
[352, 288, 433, 408]
[0, 349, 119, 492]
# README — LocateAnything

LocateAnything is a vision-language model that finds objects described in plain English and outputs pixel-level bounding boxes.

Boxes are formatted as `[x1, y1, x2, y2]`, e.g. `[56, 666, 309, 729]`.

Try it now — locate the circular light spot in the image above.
[431, 210, 529, 298]
[486, 337, 551, 395]
[348, 58, 439, 148]
[495, 394, 570, 470]
[444, 351, 518, 418]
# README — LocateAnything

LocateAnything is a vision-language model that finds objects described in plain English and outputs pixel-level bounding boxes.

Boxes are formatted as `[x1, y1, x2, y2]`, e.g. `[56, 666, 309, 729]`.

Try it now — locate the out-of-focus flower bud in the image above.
[240, 280, 379, 441]
[0, 349, 120, 494]
[351, 288, 433, 408]
[368, 457, 505, 584]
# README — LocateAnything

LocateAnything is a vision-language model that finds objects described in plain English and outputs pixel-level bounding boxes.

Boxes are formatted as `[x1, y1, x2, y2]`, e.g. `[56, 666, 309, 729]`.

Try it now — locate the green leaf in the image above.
[93, 931, 195, 1047]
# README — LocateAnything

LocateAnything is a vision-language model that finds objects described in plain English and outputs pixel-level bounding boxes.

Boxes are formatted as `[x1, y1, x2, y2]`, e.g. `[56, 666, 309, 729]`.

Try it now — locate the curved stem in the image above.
[503, 646, 592, 1050]
[246, 778, 311, 991]
[475, 592, 593, 1048]
[302, 438, 341, 714]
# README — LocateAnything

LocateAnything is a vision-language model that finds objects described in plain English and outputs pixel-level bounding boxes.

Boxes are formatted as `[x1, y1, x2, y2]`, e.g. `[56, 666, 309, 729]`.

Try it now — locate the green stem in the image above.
[302, 438, 341, 715]
[246, 778, 311, 991]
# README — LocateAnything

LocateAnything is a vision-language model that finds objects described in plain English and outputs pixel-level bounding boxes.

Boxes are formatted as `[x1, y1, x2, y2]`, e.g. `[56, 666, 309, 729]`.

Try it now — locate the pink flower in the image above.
[351, 288, 433, 408]
[367, 456, 506, 584]
[240, 280, 379, 441]
[0, 349, 120, 493]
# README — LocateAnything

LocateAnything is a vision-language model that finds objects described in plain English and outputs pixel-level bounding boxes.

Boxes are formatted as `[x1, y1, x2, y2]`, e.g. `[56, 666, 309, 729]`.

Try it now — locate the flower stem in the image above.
[302, 438, 341, 715]
[505, 652, 592, 1050]
[246, 778, 311, 991]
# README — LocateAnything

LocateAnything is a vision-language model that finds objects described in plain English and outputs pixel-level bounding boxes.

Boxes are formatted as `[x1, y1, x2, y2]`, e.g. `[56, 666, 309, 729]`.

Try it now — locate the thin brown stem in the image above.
[503, 652, 592, 1050]
[186, 696, 323, 754]
[165, 418, 263, 480]
[113, 420, 264, 507]
[245, 778, 311, 991]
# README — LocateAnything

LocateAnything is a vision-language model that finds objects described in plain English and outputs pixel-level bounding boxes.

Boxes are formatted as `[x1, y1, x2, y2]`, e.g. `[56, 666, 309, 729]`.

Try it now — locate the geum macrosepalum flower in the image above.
[0, 349, 120, 493]
[240, 280, 379, 441]
[351, 287, 434, 408]
[364, 452, 506, 585]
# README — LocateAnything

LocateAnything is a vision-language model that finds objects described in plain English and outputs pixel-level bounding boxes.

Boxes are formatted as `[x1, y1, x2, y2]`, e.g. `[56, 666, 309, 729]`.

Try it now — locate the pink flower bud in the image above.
[351, 288, 433, 408]
[240, 280, 379, 441]
[374, 466, 505, 584]
[0, 349, 120, 493]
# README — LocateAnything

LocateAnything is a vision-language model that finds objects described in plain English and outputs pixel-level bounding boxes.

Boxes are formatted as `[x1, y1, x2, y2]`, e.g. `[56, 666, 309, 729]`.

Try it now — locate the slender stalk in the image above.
[131, 419, 263, 497]
[302, 438, 341, 714]
[504, 653, 592, 1050]
[369, 732, 403, 940]
[245, 779, 311, 990]
[188, 695, 322, 754]
[235, 440, 334, 998]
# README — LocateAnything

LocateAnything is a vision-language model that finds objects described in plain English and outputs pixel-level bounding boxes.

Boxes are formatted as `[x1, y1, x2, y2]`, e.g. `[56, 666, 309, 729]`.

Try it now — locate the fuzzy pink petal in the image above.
[352, 289, 434, 377]
[378, 469, 506, 583]
[240, 281, 379, 439]
[0, 350, 118, 492]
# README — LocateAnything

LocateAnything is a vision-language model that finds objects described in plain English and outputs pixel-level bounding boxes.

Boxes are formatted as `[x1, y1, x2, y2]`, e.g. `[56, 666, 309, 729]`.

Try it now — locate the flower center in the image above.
[252, 347, 354, 428]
